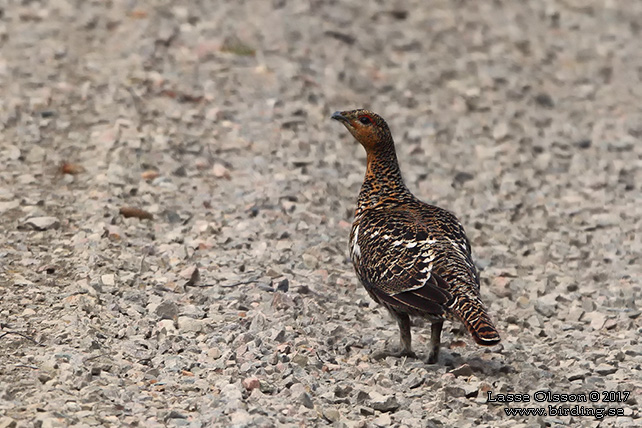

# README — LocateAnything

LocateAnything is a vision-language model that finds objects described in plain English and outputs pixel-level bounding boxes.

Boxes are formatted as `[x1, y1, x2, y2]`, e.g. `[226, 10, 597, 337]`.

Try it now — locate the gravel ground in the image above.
[1, 1, 641, 427]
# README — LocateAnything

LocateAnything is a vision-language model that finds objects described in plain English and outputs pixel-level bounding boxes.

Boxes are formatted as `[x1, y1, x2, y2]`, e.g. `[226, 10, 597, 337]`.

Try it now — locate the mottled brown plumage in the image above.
[332, 109, 500, 364]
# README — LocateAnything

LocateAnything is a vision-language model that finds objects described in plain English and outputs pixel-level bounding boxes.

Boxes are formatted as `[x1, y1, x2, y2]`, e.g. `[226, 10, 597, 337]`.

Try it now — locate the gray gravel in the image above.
[1, 1, 641, 427]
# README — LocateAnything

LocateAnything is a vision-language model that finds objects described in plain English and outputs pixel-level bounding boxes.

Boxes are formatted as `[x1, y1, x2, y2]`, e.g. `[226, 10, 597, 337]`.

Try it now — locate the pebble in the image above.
[449, 364, 474, 377]
[370, 394, 400, 412]
[0, 417, 16, 428]
[322, 407, 340, 423]
[566, 307, 584, 322]
[594, 363, 617, 376]
[300, 392, 314, 409]
[242, 377, 260, 391]
[23, 216, 60, 231]
[156, 301, 179, 320]
[372, 413, 391, 427]
[566, 370, 589, 381]
[101, 274, 115, 286]
[0, 200, 20, 213]
[177, 316, 203, 333]
[229, 411, 252, 426]
[157, 319, 177, 335]
[212, 163, 231, 179]
[444, 386, 466, 398]
[586, 311, 607, 330]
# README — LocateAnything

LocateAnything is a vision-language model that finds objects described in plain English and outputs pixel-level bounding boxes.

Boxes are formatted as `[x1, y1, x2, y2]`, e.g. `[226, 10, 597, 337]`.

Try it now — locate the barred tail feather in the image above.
[450, 295, 501, 346]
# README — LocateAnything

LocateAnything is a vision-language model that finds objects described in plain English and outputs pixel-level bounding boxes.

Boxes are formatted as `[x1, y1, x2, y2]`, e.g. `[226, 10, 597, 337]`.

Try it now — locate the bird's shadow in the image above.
[442, 352, 514, 376]
[367, 340, 513, 377]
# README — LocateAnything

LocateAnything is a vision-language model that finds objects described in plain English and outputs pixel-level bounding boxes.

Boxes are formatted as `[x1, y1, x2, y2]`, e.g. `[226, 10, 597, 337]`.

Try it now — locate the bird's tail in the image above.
[450, 294, 501, 346]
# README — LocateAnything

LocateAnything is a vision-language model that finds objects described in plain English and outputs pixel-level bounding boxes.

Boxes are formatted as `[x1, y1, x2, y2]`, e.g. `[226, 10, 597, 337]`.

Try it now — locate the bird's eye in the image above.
[359, 116, 372, 125]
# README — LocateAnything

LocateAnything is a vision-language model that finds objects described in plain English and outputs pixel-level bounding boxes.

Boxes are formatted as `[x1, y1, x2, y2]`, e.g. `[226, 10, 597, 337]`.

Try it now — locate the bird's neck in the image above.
[356, 143, 411, 214]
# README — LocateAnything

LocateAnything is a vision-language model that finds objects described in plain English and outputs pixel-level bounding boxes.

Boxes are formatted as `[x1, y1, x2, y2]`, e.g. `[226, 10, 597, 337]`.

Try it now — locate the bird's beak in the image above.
[331, 111, 348, 123]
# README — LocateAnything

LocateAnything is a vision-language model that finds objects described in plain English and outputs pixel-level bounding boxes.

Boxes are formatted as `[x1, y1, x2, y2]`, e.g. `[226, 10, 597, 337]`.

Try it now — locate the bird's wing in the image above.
[415, 203, 480, 291]
[353, 207, 452, 315]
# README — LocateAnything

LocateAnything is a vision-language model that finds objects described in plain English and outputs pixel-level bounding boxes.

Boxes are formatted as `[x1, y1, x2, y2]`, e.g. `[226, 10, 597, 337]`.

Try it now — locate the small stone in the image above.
[156, 301, 179, 320]
[24, 216, 60, 231]
[276, 278, 289, 292]
[259, 381, 275, 394]
[105, 225, 122, 240]
[11, 275, 34, 286]
[179, 266, 199, 286]
[292, 354, 308, 367]
[535, 300, 556, 318]
[516, 295, 530, 308]
[141, 170, 160, 180]
[242, 377, 260, 391]
[575, 139, 591, 149]
[370, 394, 399, 412]
[444, 386, 466, 398]
[373, 413, 391, 427]
[212, 163, 231, 179]
[300, 392, 314, 409]
[567, 307, 584, 322]
[172, 166, 187, 177]
[582, 300, 597, 312]
[208, 347, 221, 359]
[157, 319, 177, 335]
[492, 122, 509, 140]
[4, 145, 20, 160]
[586, 311, 607, 330]
[166, 410, 187, 419]
[359, 407, 375, 416]
[37, 373, 52, 384]
[22, 308, 36, 316]
[178, 316, 202, 333]
[302, 254, 318, 269]
[356, 390, 370, 403]
[402, 373, 424, 389]
[594, 363, 617, 376]
[229, 411, 252, 426]
[535, 93, 554, 108]
[453, 171, 474, 187]
[322, 408, 340, 423]
[614, 417, 636, 426]
[0, 200, 20, 213]
[463, 381, 481, 398]
[334, 384, 353, 398]
[449, 363, 474, 377]
[567, 370, 589, 381]
[101, 274, 115, 286]
[0, 417, 17, 428]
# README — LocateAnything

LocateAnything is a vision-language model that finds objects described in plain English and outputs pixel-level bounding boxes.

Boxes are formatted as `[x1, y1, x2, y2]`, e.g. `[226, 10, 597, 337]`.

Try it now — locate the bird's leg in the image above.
[427, 320, 443, 364]
[395, 312, 416, 358]
[371, 311, 417, 360]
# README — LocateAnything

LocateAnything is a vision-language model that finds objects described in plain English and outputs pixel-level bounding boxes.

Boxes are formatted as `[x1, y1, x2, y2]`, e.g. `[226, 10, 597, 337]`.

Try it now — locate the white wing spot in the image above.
[351, 225, 361, 259]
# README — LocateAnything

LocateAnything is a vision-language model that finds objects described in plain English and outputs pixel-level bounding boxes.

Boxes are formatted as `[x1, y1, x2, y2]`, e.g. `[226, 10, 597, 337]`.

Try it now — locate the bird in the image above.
[332, 109, 500, 364]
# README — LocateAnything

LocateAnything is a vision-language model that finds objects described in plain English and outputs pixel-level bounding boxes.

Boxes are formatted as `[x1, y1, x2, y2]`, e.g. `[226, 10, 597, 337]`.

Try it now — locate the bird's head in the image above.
[331, 109, 392, 152]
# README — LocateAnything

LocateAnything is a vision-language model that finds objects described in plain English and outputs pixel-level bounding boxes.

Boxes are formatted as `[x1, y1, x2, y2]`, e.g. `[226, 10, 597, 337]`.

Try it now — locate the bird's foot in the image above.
[371, 348, 418, 361]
